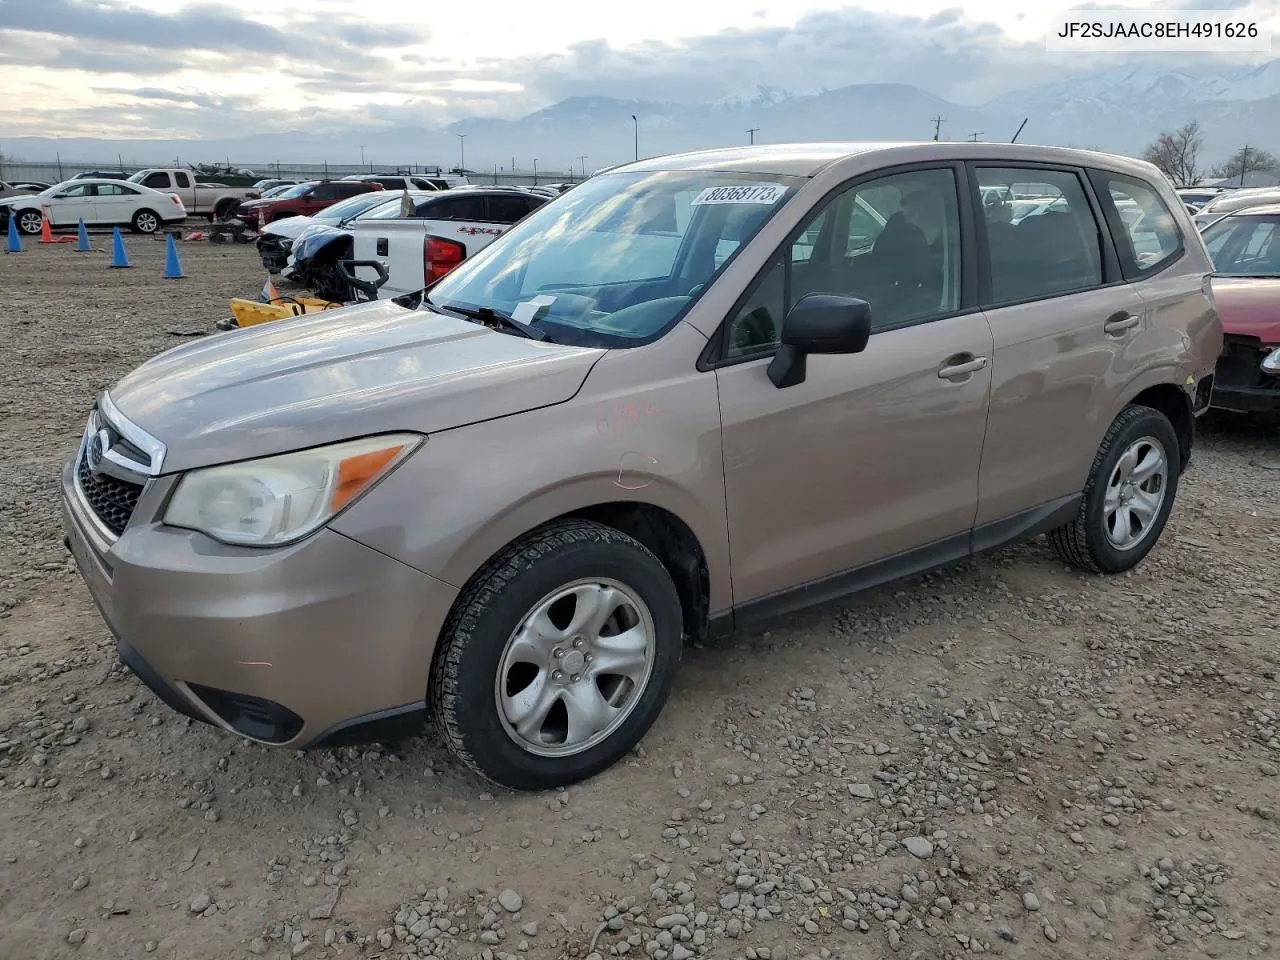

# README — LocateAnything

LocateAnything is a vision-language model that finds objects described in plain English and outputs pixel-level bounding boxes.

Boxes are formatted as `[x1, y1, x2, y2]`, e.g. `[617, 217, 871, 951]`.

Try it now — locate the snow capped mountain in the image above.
[711, 85, 798, 111]
[7, 59, 1280, 168]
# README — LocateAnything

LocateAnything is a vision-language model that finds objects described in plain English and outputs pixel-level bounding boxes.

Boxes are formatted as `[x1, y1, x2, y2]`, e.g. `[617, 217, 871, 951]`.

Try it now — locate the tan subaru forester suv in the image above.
[63, 142, 1222, 789]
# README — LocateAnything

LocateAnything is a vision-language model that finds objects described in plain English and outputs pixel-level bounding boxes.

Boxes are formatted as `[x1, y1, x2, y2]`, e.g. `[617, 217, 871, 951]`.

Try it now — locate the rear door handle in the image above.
[1104, 312, 1140, 335]
[938, 355, 989, 380]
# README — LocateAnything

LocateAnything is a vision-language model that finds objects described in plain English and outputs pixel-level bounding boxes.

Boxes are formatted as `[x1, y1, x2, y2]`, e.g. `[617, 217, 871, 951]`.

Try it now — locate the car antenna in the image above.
[1011, 118, 1028, 143]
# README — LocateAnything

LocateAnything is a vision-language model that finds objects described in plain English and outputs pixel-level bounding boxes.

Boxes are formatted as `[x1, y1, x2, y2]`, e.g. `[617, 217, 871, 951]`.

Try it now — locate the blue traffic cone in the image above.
[75, 218, 91, 252]
[109, 227, 130, 268]
[162, 233, 184, 279]
[5, 215, 21, 253]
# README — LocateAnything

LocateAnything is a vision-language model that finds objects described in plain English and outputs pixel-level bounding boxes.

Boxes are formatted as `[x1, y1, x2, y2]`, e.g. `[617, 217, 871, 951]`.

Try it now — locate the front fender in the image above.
[331, 325, 733, 614]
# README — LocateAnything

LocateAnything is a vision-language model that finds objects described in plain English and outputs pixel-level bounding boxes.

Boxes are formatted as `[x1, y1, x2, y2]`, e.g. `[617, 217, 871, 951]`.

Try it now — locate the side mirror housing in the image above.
[767, 294, 872, 388]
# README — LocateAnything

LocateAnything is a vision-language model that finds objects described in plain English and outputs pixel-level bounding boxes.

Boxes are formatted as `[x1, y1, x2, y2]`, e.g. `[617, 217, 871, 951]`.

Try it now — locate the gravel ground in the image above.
[1, 239, 1279, 960]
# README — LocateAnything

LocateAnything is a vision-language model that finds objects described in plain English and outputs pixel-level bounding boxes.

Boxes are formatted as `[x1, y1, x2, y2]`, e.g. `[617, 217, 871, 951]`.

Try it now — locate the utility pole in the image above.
[457, 134, 466, 176]
[1240, 144, 1251, 187]
[532, 158, 538, 185]
[932, 115, 945, 141]
[631, 115, 639, 161]
[359, 145, 366, 167]
[746, 127, 760, 145]
[577, 155, 588, 178]
[968, 132, 983, 142]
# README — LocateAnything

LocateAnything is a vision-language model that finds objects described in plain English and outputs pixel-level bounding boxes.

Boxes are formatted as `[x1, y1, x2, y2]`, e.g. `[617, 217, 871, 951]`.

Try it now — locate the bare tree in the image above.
[1142, 121, 1204, 187]
[1211, 145, 1279, 184]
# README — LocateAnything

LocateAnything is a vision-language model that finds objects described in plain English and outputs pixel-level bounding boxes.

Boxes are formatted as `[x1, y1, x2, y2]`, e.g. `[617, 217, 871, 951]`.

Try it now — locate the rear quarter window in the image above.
[1090, 171, 1183, 277]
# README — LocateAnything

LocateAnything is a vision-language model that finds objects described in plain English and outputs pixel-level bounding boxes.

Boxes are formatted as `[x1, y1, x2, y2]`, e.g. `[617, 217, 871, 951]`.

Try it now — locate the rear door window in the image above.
[485, 195, 530, 223]
[140, 172, 169, 189]
[974, 166, 1103, 305]
[427, 196, 487, 221]
[1089, 171, 1183, 277]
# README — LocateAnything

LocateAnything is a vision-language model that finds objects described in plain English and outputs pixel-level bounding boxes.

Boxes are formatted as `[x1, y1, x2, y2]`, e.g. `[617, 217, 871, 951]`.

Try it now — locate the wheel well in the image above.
[1129, 383, 1192, 467]
[214, 198, 238, 219]
[568, 503, 710, 645]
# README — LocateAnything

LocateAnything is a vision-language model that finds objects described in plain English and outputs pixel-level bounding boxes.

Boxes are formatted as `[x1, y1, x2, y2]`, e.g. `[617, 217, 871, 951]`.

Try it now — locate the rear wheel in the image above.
[16, 209, 43, 235]
[431, 520, 683, 790]
[1049, 404, 1180, 573]
[131, 209, 160, 234]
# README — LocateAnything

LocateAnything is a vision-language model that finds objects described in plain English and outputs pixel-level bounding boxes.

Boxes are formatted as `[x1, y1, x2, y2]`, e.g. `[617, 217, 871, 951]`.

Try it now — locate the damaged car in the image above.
[1201, 203, 1280, 417]
[283, 190, 434, 298]
[257, 189, 407, 274]
[292, 188, 549, 302]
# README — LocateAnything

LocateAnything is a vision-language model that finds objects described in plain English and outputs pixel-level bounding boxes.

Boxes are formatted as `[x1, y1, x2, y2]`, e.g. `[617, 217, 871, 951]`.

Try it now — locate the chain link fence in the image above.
[0, 158, 579, 188]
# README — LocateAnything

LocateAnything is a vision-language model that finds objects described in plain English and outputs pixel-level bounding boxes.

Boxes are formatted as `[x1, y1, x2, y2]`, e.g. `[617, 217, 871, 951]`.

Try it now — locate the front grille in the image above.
[76, 453, 143, 536]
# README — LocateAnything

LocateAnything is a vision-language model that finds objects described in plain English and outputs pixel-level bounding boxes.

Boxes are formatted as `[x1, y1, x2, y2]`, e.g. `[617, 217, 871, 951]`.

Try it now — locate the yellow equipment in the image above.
[226, 295, 345, 328]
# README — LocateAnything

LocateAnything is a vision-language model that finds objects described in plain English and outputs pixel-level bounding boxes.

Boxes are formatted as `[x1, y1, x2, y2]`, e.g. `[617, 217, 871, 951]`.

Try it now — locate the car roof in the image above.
[1219, 203, 1280, 217]
[614, 141, 1159, 179]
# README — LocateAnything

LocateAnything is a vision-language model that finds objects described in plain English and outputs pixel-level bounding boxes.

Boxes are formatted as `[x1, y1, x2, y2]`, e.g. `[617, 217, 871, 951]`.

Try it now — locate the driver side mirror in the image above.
[767, 294, 872, 388]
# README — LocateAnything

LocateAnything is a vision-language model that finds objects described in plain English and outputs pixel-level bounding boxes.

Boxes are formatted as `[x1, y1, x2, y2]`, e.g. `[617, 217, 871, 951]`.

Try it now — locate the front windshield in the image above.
[1202, 214, 1280, 276]
[357, 192, 436, 221]
[314, 191, 399, 223]
[425, 170, 803, 347]
[274, 183, 314, 200]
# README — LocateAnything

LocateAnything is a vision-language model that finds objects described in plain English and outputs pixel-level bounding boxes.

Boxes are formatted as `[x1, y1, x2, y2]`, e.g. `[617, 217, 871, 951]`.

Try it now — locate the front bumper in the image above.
[60, 455, 458, 748]
[1210, 339, 1280, 415]
[256, 236, 290, 272]
[1210, 382, 1280, 415]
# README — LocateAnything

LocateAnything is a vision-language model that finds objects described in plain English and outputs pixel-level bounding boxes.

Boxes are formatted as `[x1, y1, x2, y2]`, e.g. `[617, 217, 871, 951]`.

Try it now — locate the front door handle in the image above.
[1104, 312, 1140, 335]
[938, 355, 989, 380]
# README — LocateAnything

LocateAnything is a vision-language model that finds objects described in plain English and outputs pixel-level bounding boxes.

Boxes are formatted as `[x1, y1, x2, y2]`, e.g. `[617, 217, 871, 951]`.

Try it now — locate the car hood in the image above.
[1211, 276, 1280, 342]
[292, 224, 350, 262]
[260, 215, 314, 240]
[106, 300, 606, 473]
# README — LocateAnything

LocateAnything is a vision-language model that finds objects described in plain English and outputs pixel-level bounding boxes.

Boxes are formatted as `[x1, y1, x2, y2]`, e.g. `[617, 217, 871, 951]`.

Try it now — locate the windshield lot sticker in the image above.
[512, 294, 557, 324]
[691, 184, 786, 206]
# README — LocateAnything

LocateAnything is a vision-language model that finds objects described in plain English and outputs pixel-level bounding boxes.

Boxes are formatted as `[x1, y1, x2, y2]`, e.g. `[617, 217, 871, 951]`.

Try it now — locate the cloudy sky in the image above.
[1, 0, 1276, 146]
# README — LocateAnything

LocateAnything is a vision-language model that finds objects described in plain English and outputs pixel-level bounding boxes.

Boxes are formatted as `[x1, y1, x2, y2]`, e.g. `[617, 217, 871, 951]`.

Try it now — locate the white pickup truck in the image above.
[349, 187, 548, 298]
[126, 168, 260, 221]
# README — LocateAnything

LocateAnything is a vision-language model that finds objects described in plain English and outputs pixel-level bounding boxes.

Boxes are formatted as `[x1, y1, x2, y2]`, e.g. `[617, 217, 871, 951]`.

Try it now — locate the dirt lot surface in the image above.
[1, 239, 1278, 960]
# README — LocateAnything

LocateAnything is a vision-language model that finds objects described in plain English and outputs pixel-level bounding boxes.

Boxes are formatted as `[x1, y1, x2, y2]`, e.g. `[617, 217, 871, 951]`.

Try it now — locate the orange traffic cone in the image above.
[38, 209, 54, 244]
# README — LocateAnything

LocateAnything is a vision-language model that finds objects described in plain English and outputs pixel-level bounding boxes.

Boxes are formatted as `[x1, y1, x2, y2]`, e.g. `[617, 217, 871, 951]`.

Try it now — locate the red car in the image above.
[1202, 203, 1280, 416]
[235, 180, 384, 225]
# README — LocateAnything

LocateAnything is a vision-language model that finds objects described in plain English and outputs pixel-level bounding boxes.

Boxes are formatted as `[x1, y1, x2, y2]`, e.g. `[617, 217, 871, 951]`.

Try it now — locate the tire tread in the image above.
[1049, 403, 1176, 573]
[430, 519, 669, 786]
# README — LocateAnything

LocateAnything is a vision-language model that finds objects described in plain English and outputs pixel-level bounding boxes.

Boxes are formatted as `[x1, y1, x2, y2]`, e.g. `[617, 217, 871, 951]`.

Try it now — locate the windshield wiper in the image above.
[433, 299, 551, 341]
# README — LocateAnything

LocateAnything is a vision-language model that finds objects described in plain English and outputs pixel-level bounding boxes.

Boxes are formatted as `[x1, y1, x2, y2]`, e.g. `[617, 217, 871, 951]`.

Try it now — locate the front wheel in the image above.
[1049, 404, 1180, 573]
[131, 209, 160, 234]
[431, 520, 683, 790]
[16, 209, 44, 235]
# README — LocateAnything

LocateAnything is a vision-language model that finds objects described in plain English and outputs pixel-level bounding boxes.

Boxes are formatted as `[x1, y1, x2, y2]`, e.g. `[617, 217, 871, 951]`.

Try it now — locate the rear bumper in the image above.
[60, 455, 457, 748]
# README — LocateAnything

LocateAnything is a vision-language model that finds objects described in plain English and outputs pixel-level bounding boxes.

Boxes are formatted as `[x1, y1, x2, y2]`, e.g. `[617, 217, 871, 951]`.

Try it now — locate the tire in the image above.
[16, 209, 43, 235]
[431, 520, 683, 790]
[131, 209, 160, 234]
[1049, 404, 1181, 574]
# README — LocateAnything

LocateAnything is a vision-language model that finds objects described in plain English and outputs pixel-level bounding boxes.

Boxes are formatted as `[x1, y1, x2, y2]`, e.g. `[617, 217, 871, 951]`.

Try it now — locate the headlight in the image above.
[164, 434, 421, 546]
[1263, 346, 1280, 376]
